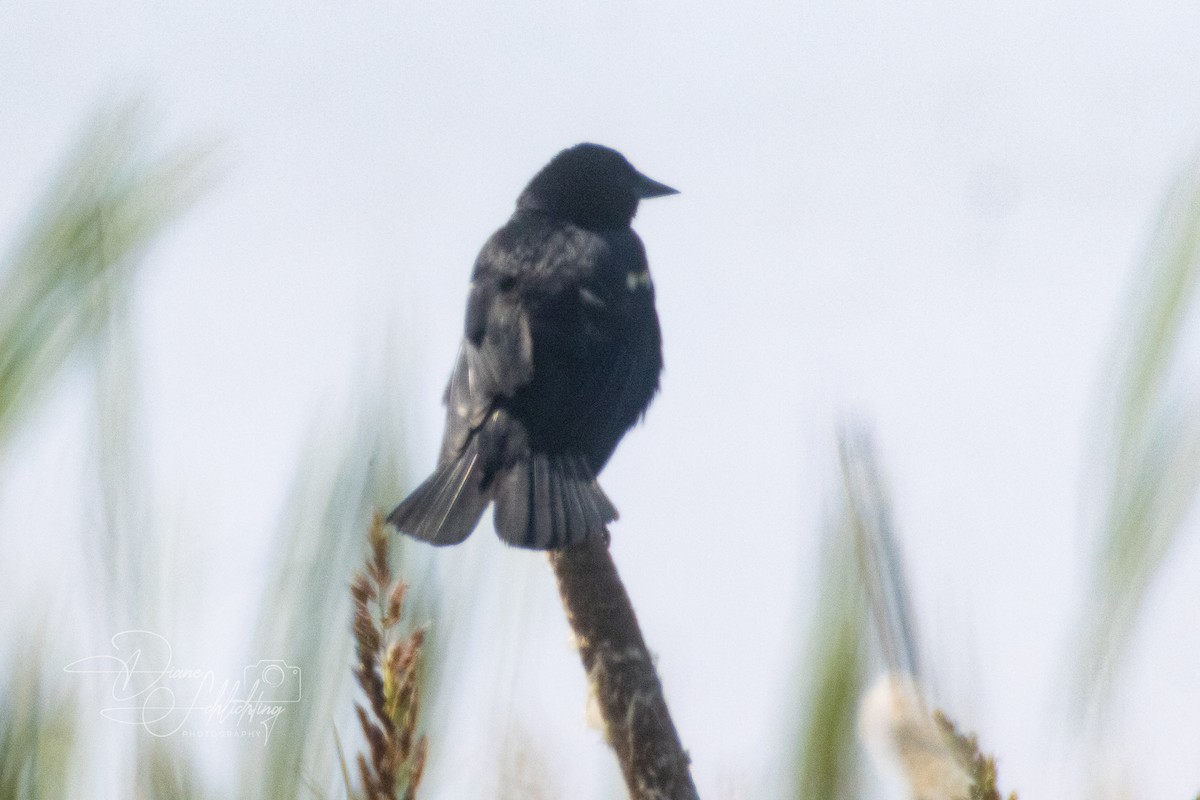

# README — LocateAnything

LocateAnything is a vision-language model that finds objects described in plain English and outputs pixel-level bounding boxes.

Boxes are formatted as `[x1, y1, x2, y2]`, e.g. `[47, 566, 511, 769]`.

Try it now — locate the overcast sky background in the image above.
[4, 1, 1200, 797]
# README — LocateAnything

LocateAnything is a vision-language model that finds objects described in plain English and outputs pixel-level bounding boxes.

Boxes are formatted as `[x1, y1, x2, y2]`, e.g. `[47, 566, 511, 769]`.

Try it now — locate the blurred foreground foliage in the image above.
[1079, 155, 1200, 713]
[2, 102, 1199, 800]
[0, 104, 434, 800]
[785, 430, 1015, 800]
[0, 103, 212, 800]
[0, 653, 78, 800]
[784, 162, 1200, 797]
[0, 104, 210, 449]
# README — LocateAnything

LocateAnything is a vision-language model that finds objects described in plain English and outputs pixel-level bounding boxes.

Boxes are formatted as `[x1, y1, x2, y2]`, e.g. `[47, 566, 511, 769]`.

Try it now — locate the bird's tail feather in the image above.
[492, 452, 617, 549]
[387, 438, 489, 546]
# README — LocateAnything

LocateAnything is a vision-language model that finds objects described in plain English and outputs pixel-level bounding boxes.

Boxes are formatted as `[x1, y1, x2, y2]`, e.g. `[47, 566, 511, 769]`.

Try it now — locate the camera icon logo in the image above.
[243, 660, 302, 703]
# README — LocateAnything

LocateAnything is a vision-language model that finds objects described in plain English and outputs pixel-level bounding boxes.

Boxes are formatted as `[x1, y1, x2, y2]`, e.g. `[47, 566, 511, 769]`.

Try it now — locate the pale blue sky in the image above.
[4, 1, 1200, 796]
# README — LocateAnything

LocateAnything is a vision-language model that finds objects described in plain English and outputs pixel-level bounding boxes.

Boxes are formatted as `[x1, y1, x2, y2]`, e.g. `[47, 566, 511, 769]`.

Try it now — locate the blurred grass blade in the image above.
[838, 427, 1014, 800]
[1108, 159, 1200, 461]
[99, 280, 212, 800]
[242, 405, 395, 800]
[788, 425, 915, 800]
[0, 647, 79, 800]
[1079, 154, 1200, 712]
[788, 496, 866, 800]
[838, 427, 922, 682]
[0, 102, 212, 450]
[240, 345, 440, 800]
[93, 301, 151, 628]
[136, 738, 206, 800]
[0, 102, 213, 800]
[497, 726, 557, 800]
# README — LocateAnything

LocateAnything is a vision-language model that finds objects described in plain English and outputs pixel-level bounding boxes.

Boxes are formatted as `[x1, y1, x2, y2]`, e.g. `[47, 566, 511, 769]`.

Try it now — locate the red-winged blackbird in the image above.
[388, 144, 677, 550]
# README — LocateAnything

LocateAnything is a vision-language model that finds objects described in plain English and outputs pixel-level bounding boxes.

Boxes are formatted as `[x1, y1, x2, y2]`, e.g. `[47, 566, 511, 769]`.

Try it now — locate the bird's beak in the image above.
[632, 171, 680, 199]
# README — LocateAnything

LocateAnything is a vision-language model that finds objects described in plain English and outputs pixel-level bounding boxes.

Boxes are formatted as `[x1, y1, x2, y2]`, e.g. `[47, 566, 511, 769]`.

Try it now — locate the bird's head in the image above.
[517, 143, 678, 230]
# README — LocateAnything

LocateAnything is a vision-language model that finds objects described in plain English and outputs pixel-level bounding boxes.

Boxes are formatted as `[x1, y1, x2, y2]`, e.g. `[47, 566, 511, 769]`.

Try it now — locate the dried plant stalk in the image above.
[547, 536, 699, 800]
[934, 711, 1017, 800]
[352, 514, 428, 800]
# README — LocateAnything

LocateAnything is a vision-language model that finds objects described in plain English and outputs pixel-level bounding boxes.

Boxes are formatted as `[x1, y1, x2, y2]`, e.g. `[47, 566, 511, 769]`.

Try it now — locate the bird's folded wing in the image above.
[439, 283, 534, 463]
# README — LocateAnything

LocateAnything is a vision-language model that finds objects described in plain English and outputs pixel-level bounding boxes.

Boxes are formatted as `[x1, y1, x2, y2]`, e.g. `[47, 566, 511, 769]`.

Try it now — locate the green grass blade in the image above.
[836, 428, 1015, 799]
[0, 101, 213, 800]
[0, 102, 213, 450]
[0, 646, 79, 800]
[1079, 156, 1200, 711]
[240, 350, 431, 800]
[787, 500, 867, 800]
[838, 427, 921, 681]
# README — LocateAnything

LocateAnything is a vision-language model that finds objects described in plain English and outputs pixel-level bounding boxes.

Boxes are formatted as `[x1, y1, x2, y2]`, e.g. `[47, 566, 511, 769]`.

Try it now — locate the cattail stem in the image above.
[547, 536, 699, 800]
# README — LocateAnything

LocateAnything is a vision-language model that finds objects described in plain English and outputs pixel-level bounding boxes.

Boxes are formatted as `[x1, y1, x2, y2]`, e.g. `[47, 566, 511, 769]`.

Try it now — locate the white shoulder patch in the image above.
[625, 270, 651, 292]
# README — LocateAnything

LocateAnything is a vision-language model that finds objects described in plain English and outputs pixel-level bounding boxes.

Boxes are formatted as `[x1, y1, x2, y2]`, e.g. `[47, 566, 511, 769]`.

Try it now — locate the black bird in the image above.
[388, 143, 677, 550]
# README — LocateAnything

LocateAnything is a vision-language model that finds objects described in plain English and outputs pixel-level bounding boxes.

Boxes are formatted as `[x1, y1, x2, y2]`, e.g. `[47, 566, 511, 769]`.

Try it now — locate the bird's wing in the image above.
[438, 277, 534, 464]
